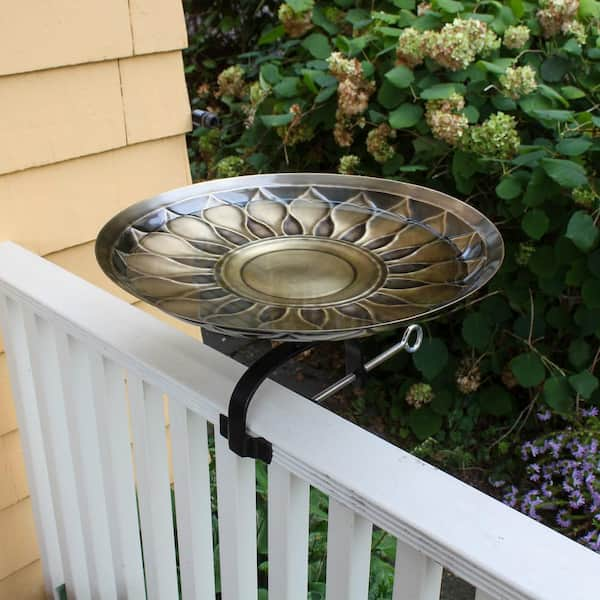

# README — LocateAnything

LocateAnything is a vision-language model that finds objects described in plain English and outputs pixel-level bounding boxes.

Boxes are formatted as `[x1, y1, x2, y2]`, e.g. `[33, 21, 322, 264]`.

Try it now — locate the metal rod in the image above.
[312, 324, 423, 404]
[192, 109, 221, 129]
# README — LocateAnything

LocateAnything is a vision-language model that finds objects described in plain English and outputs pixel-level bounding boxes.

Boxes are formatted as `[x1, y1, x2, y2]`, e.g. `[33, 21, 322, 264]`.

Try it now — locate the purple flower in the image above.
[557, 510, 572, 528]
[582, 407, 599, 417]
[537, 409, 552, 422]
[548, 440, 562, 458]
[569, 491, 586, 509]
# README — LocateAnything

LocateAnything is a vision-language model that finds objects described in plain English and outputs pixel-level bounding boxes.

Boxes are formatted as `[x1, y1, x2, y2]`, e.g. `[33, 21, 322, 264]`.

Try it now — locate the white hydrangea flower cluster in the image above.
[499, 65, 538, 99]
[328, 52, 374, 147]
[425, 93, 469, 146]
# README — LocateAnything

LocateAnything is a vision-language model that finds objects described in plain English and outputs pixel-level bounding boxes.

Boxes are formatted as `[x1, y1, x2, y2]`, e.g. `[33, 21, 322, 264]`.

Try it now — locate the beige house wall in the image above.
[0, 1, 198, 596]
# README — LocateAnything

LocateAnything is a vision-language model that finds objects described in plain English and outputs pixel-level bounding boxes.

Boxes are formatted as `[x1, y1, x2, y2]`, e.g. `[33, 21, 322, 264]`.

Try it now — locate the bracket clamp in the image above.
[219, 341, 315, 463]
[219, 324, 423, 463]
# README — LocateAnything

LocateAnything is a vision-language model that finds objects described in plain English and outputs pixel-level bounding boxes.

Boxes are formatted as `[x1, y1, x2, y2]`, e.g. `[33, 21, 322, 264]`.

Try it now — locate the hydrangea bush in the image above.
[185, 0, 600, 547]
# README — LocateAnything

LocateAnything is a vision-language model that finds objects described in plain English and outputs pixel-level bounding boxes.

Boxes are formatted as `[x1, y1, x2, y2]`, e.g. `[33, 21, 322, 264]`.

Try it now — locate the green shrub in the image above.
[186, 0, 600, 540]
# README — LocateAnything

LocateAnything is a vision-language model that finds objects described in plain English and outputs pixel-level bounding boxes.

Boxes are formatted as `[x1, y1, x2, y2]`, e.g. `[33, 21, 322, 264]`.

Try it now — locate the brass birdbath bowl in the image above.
[96, 173, 503, 461]
[96, 173, 503, 342]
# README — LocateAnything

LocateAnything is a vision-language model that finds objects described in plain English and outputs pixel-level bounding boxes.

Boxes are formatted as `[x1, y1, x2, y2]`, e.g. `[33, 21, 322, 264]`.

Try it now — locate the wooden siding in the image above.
[0, 0, 191, 592]
[0, 0, 187, 76]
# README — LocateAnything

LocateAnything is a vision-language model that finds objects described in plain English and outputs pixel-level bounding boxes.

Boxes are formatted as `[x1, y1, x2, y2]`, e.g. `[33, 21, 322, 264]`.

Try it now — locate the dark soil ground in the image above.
[203, 330, 476, 599]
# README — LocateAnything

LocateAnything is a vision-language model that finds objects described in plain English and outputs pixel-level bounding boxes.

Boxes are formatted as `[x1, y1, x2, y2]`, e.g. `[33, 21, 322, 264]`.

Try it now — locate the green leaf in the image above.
[377, 80, 405, 109]
[258, 25, 285, 45]
[496, 176, 522, 200]
[540, 158, 588, 188]
[287, 0, 314, 11]
[510, 0, 524, 18]
[476, 59, 513, 74]
[481, 385, 513, 416]
[540, 56, 570, 82]
[580, 0, 600, 17]
[392, 0, 416, 7]
[385, 66, 415, 88]
[261, 113, 294, 127]
[522, 209, 550, 240]
[562, 39, 582, 56]
[538, 84, 569, 107]
[314, 85, 337, 103]
[407, 407, 443, 440]
[345, 8, 371, 27]
[462, 312, 493, 350]
[431, 389, 453, 415]
[335, 34, 371, 56]
[566, 211, 599, 252]
[463, 105, 479, 123]
[588, 250, 600, 277]
[413, 338, 448, 380]
[302, 33, 332, 59]
[273, 77, 300, 98]
[260, 63, 280, 85]
[435, 0, 464, 12]
[313, 72, 336, 87]
[389, 103, 424, 129]
[560, 85, 586, 99]
[582, 279, 600, 308]
[569, 371, 599, 398]
[420, 83, 465, 99]
[510, 353, 545, 388]
[569, 338, 592, 369]
[533, 109, 574, 122]
[556, 137, 592, 156]
[543, 376, 573, 412]
[312, 5, 339, 34]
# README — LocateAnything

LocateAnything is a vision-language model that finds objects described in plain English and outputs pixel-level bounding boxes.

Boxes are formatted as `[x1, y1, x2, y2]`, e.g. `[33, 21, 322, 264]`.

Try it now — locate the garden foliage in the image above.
[185, 0, 600, 549]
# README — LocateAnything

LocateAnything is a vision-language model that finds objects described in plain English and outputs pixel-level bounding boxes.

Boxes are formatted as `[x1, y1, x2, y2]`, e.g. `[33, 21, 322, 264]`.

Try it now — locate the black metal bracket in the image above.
[219, 341, 316, 463]
[344, 340, 368, 387]
[219, 338, 380, 463]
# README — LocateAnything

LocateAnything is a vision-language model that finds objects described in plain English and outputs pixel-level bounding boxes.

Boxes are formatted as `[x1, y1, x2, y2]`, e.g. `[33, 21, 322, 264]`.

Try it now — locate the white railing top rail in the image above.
[1, 241, 599, 600]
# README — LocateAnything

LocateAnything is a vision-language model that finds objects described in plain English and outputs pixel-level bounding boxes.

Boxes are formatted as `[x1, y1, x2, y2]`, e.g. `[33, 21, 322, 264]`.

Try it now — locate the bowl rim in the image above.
[95, 173, 504, 339]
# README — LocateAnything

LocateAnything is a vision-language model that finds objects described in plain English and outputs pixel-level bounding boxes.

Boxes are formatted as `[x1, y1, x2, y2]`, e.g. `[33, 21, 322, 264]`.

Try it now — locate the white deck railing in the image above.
[0, 241, 599, 600]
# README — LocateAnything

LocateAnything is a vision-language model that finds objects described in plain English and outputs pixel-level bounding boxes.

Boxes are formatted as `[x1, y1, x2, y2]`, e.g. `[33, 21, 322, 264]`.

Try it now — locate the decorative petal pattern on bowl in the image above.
[96, 176, 503, 341]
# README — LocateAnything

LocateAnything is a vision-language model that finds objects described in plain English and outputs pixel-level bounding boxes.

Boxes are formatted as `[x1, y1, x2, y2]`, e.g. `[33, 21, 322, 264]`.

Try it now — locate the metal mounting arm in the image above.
[219, 324, 423, 463]
[219, 341, 316, 463]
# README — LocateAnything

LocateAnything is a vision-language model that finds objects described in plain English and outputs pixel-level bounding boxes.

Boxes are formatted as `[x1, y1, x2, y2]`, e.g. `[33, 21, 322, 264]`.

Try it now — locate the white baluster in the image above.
[392, 539, 443, 600]
[128, 375, 179, 599]
[268, 463, 310, 600]
[22, 309, 92, 597]
[88, 355, 146, 598]
[214, 433, 258, 600]
[0, 296, 64, 596]
[170, 401, 215, 599]
[53, 333, 117, 598]
[325, 499, 372, 600]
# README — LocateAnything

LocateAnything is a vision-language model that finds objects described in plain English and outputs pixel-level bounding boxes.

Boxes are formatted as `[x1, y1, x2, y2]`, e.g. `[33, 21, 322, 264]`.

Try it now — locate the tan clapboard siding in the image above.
[47, 241, 138, 306]
[130, 0, 188, 55]
[120, 52, 192, 144]
[0, 52, 191, 177]
[0, 353, 18, 437]
[0, 561, 45, 600]
[0, 134, 191, 257]
[0, 61, 127, 176]
[0, 2, 191, 591]
[0, 431, 29, 511]
[0, 1, 133, 77]
[0, 499, 40, 580]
